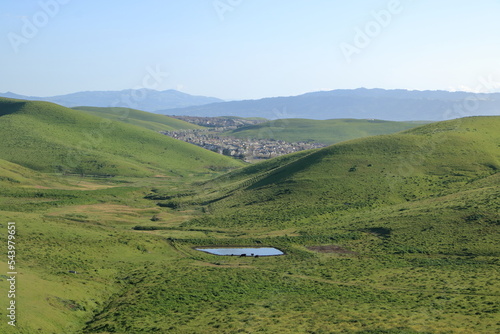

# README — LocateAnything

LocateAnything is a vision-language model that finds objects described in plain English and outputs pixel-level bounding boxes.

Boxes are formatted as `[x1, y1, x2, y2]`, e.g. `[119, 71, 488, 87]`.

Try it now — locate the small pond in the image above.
[195, 247, 284, 257]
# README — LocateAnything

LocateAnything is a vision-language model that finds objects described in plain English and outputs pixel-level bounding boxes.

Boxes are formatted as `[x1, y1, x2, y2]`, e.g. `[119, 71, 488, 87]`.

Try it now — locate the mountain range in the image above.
[3, 88, 500, 121]
[162, 88, 500, 121]
[0, 89, 222, 112]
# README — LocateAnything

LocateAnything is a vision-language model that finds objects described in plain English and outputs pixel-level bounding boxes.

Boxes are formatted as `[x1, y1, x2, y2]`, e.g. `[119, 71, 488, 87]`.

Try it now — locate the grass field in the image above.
[224, 118, 427, 144]
[0, 106, 498, 333]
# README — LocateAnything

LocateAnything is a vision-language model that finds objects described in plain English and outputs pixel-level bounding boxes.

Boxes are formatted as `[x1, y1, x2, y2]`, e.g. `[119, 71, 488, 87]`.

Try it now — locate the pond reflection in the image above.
[195, 247, 284, 257]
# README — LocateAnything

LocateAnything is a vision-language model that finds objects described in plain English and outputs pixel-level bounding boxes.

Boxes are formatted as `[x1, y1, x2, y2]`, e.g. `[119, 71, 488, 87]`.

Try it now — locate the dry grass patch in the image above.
[49, 204, 157, 215]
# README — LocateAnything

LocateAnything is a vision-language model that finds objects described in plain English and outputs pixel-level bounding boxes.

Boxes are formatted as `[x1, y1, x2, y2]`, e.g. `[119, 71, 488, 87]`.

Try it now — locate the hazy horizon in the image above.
[2, 0, 500, 100]
[4, 86, 500, 103]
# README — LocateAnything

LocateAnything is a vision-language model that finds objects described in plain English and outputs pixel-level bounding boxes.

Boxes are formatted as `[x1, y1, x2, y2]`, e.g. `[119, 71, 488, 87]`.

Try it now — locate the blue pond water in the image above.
[195, 247, 284, 256]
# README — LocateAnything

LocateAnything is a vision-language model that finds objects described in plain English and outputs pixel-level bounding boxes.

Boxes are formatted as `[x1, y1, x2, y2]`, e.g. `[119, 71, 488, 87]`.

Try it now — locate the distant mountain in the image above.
[0, 89, 223, 112]
[160, 88, 500, 121]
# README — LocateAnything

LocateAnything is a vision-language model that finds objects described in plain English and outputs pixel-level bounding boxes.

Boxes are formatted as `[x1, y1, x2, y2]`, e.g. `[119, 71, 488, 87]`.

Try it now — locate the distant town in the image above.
[163, 116, 326, 162]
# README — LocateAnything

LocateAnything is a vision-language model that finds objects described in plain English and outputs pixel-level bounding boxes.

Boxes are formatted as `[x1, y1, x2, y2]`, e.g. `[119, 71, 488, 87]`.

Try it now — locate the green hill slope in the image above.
[0, 159, 40, 184]
[0, 158, 65, 188]
[224, 118, 426, 144]
[0, 115, 498, 333]
[73, 106, 202, 132]
[97, 116, 498, 333]
[0, 98, 242, 177]
[186, 116, 500, 234]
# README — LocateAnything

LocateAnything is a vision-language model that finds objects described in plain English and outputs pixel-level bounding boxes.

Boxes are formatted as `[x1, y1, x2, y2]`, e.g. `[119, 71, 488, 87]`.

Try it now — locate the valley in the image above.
[162, 128, 326, 162]
[3, 1, 499, 332]
[0, 98, 498, 333]
[161, 117, 423, 162]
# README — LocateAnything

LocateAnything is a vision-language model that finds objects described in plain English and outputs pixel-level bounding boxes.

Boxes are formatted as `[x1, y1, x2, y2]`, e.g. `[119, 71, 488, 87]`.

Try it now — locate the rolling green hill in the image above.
[0, 158, 45, 185]
[186, 116, 500, 245]
[81, 116, 499, 333]
[0, 98, 243, 177]
[1, 112, 498, 333]
[72, 106, 202, 132]
[224, 118, 426, 144]
[0, 158, 82, 191]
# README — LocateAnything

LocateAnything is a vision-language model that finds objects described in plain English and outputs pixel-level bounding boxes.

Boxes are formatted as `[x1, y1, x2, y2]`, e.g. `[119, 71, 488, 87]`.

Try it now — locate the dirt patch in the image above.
[307, 245, 356, 255]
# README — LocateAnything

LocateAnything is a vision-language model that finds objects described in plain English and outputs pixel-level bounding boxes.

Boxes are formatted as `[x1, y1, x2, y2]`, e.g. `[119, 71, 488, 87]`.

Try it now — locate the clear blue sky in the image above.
[1, 0, 500, 100]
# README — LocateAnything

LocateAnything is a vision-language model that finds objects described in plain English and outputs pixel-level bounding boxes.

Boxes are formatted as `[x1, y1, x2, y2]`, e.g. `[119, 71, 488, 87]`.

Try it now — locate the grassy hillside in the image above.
[192, 116, 499, 231]
[0, 158, 50, 186]
[224, 118, 426, 144]
[73, 106, 202, 132]
[0, 98, 243, 177]
[0, 114, 498, 333]
[79, 117, 499, 333]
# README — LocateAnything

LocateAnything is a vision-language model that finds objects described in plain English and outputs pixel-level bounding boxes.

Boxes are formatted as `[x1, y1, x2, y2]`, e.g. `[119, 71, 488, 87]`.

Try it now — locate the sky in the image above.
[1, 0, 500, 100]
